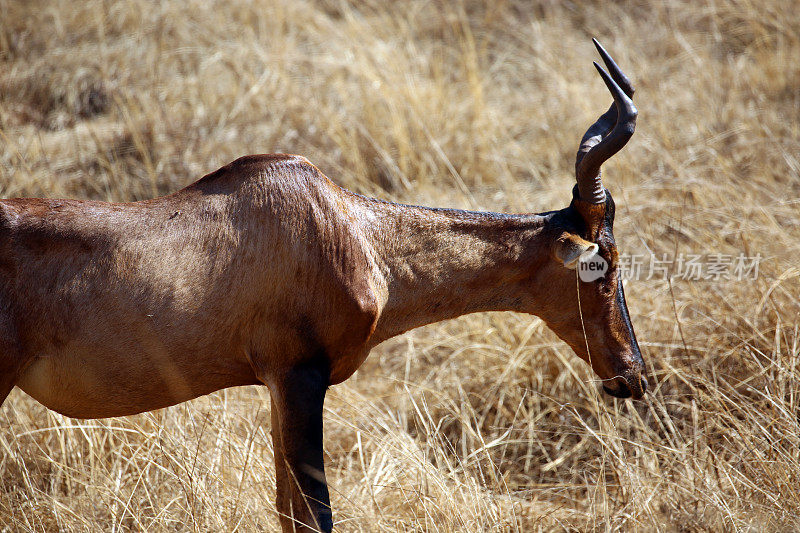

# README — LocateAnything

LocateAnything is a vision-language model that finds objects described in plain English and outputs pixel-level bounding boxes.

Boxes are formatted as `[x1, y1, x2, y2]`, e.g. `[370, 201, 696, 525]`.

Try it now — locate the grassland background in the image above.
[1, 0, 799, 531]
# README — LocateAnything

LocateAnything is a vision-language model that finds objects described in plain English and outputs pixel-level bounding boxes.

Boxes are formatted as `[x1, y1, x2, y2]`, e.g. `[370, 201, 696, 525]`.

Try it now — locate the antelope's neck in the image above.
[360, 198, 550, 345]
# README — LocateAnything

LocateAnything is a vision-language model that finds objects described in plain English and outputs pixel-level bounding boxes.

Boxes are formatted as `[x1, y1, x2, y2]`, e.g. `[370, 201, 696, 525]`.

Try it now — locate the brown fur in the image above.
[0, 153, 645, 531]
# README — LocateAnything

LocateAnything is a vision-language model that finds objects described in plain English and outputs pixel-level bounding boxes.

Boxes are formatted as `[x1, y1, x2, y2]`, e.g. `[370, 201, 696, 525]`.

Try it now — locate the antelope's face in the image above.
[533, 39, 647, 399]
[537, 193, 648, 400]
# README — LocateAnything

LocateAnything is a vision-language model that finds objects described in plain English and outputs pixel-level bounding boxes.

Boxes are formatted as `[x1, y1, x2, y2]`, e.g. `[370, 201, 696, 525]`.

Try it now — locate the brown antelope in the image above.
[0, 40, 645, 531]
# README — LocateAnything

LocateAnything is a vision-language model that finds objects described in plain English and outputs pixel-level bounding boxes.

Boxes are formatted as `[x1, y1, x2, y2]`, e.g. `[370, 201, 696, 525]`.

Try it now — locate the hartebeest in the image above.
[0, 40, 645, 531]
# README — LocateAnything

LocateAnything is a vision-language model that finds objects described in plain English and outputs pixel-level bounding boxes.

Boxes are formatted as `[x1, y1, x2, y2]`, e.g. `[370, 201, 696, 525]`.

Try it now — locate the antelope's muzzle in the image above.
[602, 371, 648, 400]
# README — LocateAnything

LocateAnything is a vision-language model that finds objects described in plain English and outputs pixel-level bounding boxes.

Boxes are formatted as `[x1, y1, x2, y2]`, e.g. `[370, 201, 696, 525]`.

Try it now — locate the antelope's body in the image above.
[2, 154, 378, 417]
[1, 41, 648, 532]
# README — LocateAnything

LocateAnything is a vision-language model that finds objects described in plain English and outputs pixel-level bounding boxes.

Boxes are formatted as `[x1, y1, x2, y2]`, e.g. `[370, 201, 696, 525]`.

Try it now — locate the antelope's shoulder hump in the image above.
[222, 153, 313, 174]
[188, 154, 317, 191]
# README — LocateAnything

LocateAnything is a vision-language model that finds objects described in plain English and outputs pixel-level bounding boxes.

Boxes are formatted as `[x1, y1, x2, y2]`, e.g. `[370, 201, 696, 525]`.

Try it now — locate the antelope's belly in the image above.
[16, 348, 258, 419]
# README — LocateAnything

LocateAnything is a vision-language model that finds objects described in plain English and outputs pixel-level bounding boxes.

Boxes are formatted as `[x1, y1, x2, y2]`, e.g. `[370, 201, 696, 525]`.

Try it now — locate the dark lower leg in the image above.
[0, 378, 13, 407]
[0, 351, 21, 408]
[272, 360, 332, 532]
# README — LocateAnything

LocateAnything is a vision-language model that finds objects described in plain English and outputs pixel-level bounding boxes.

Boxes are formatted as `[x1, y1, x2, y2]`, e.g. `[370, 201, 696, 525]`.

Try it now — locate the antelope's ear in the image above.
[554, 234, 599, 270]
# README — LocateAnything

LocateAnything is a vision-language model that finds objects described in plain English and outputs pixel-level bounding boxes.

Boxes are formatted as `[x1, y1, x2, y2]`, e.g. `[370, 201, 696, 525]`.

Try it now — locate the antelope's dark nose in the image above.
[603, 373, 648, 400]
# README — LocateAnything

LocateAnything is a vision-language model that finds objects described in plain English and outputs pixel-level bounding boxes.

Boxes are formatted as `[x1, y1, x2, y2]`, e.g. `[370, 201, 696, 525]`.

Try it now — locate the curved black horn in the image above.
[575, 40, 638, 204]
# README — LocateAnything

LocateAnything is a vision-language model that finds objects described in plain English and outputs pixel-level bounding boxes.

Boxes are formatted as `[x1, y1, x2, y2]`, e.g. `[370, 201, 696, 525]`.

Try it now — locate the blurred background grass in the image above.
[1, 0, 799, 530]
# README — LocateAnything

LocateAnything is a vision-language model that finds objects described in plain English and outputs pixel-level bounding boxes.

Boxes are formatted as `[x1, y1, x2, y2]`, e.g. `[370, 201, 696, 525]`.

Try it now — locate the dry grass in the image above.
[1, 0, 799, 531]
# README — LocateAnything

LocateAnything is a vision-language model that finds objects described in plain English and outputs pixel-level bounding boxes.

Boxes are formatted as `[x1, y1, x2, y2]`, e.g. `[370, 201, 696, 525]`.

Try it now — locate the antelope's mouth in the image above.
[602, 374, 648, 400]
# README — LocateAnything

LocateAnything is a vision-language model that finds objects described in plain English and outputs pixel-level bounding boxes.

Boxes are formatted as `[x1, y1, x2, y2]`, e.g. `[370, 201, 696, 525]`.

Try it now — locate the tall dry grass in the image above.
[1, 0, 799, 530]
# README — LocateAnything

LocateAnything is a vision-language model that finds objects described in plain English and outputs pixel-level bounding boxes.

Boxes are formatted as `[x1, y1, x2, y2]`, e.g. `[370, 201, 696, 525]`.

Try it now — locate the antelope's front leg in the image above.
[0, 373, 15, 408]
[0, 339, 25, 408]
[269, 361, 332, 532]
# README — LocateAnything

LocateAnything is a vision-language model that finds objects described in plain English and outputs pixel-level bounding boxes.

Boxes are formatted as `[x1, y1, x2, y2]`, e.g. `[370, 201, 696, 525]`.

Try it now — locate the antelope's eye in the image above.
[600, 278, 615, 295]
[597, 264, 616, 293]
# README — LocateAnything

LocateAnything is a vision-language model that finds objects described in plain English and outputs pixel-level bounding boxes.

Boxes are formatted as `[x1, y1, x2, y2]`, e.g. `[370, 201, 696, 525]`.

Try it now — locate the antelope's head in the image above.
[535, 40, 647, 399]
